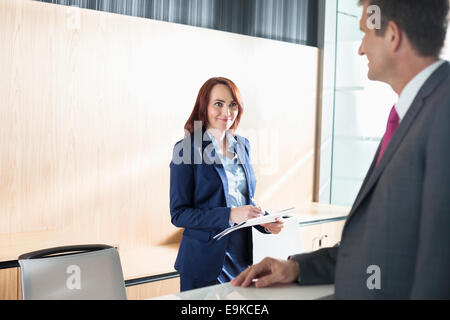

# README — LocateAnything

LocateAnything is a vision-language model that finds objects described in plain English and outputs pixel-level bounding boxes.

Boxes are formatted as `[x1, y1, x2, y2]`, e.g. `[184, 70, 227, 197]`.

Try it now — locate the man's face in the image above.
[358, 2, 391, 82]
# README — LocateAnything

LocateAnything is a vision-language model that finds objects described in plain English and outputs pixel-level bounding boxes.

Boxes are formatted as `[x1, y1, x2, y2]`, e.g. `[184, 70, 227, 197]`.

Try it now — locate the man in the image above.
[232, 0, 450, 299]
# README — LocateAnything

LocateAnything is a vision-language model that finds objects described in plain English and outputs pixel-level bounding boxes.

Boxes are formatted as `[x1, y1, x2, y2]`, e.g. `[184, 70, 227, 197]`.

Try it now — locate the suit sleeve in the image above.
[169, 143, 231, 231]
[289, 244, 339, 285]
[410, 99, 450, 299]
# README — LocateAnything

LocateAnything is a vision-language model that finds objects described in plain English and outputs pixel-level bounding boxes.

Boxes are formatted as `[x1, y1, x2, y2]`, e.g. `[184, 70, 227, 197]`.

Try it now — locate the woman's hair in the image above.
[184, 77, 244, 135]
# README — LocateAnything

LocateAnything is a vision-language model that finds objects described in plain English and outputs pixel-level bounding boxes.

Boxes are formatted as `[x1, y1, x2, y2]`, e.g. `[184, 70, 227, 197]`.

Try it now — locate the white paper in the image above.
[213, 207, 295, 241]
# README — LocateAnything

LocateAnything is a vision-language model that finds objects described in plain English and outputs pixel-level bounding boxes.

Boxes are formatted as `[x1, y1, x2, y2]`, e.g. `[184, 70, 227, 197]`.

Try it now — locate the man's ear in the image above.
[385, 20, 402, 53]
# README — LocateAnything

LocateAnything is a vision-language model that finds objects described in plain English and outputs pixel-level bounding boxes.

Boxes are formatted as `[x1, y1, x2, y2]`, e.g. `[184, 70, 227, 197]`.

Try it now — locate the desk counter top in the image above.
[152, 282, 334, 300]
[0, 203, 350, 282]
[293, 203, 349, 225]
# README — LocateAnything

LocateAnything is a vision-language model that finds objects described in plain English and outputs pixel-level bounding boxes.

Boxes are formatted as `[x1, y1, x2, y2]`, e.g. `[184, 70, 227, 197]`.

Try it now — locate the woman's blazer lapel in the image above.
[200, 132, 255, 207]
[235, 135, 254, 201]
[201, 136, 230, 207]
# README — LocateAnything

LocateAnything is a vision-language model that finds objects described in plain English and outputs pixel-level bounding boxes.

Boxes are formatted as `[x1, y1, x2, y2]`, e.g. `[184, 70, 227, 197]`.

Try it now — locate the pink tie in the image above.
[377, 105, 400, 165]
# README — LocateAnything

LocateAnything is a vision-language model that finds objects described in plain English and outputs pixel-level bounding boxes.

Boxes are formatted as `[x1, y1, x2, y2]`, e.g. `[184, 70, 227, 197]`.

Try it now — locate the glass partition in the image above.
[320, 1, 396, 206]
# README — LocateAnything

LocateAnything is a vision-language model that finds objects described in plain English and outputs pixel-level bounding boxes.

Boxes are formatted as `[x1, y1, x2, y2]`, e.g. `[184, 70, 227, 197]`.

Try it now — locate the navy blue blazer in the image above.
[169, 129, 266, 280]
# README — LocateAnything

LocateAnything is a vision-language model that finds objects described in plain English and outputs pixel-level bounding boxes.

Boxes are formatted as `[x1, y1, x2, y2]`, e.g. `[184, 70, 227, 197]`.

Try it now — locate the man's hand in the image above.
[231, 257, 300, 288]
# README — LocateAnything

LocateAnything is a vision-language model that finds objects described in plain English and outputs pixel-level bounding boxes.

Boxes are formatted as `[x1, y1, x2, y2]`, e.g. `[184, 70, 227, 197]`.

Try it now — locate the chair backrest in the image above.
[18, 244, 127, 300]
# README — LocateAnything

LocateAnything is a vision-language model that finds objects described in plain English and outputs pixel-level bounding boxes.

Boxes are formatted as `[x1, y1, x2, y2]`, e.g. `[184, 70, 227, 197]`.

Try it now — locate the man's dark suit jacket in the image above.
[291, 62, 450, 299]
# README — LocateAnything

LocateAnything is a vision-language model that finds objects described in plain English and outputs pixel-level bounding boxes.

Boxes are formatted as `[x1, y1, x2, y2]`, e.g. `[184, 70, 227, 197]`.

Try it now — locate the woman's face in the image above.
[206, 84, 239, 132]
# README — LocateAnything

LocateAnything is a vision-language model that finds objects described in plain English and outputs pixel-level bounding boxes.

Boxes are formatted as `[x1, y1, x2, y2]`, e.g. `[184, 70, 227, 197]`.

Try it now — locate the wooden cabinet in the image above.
[321, 220, 346, 248]
[300, 220, 345, 253]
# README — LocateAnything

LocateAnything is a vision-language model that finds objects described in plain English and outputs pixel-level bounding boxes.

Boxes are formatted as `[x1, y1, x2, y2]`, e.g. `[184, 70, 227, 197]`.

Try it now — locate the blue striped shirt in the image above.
[206, 130, 248, 210]
[206, 130, 251, 282]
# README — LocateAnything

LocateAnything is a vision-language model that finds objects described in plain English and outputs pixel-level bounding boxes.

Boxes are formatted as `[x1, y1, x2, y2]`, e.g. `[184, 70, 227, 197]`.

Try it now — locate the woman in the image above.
[170, 77, 284, 292]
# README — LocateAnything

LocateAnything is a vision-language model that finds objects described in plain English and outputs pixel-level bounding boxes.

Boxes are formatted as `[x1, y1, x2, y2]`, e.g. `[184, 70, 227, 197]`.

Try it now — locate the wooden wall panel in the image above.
[126, 278, 180, 300]
[0, 0, 319, 277]
[17, 268, 22, 300]
[0, 268, 18, 300]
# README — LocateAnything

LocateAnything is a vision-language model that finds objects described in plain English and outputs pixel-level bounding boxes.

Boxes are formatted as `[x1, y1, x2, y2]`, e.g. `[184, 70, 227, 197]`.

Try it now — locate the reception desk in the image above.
[0, 203, 348, 300]
[153, 283, 334, 300]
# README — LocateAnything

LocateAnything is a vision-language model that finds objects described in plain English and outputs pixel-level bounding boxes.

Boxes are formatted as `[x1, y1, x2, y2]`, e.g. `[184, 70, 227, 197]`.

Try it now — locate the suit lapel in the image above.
[201, 131, 230, 206]
[202, 132, 254, 207]
[344, 62, 450, 226]
[235, 135, 254, 200]
[214, 162, 230, 207]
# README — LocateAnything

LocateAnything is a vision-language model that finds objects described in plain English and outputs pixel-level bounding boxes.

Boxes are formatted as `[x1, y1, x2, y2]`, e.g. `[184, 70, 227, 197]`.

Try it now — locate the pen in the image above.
[250, 197, 263, 213]
[251, 197, 267, 218]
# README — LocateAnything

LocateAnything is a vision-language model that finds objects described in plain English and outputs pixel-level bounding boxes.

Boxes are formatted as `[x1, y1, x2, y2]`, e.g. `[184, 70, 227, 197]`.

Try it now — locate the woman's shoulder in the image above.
[173, 130, 250, 150]
[233, 133, 250, 147]
[173, 136, 189, 148]
[171, 135, 192, 164]
[173, 132, 204, 149]
[171, 131, 206, 165]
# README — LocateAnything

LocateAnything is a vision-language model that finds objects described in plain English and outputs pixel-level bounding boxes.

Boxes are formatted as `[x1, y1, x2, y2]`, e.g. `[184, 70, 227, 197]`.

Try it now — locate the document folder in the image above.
[213, 207, 295, 241]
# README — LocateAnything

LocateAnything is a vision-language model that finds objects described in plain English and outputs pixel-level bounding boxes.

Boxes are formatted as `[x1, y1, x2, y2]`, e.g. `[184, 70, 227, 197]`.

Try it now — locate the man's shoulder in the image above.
[428, 60, 450, 94]
[419, 61, 450, 115]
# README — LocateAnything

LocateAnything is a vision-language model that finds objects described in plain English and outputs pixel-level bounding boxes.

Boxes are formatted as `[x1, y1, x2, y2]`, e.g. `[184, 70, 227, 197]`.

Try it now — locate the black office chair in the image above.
[18, 244, 127, 300]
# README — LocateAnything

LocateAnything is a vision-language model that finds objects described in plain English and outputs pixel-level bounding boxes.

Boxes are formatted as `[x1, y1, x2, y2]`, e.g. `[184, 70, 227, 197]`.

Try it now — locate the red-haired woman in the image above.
[169, 77, 284, 291]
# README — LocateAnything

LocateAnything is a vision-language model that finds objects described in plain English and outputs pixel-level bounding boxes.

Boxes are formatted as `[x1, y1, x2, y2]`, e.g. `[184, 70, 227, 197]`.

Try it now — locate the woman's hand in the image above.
[230, 205, 263, 224]
[261, 218, 284, 234]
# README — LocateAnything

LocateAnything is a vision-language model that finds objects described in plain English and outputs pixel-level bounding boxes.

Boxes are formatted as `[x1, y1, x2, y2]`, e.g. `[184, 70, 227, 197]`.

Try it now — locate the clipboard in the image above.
[213, 207, 295, 241]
